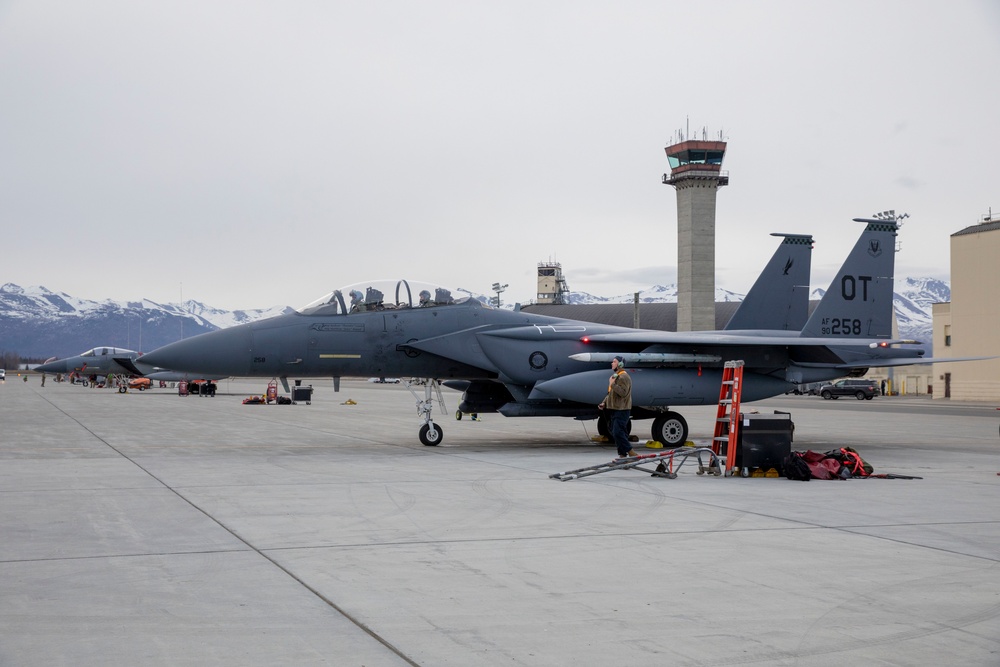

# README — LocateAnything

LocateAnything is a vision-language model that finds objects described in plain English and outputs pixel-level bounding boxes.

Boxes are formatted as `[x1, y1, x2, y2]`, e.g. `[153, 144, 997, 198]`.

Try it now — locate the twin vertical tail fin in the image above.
[800, 218, 899, 339]
[724, 233, 813, 331]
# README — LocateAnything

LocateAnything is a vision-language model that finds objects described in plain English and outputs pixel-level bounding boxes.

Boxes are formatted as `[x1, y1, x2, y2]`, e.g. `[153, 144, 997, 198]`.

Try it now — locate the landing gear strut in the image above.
[403, 379, 447, 446]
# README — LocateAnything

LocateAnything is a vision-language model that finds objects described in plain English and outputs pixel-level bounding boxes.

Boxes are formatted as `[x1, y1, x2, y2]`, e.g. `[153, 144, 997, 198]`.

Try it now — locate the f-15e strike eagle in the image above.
[140, 215, 967, 446]
[35, 346, 224, 384]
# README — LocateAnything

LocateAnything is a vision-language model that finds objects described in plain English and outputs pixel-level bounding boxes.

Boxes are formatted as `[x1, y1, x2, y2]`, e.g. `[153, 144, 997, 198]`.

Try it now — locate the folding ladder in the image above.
[712, 360, 745, 476]
[549, 446, 723, 481]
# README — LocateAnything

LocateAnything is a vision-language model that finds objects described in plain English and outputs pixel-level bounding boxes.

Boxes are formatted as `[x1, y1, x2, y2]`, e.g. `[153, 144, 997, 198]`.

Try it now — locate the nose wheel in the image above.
[419, 423, 443, 446]
[404, 379, 448, 446]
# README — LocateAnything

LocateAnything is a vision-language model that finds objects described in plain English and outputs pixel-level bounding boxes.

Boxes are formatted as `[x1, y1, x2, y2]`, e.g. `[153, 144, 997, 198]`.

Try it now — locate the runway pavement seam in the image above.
[0, 547, 252, 565]
[255, 526, 828, 553]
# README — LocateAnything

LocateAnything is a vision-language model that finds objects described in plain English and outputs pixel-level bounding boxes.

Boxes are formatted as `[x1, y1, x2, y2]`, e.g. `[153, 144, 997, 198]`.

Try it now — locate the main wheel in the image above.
[855, 391, 866, 400]
[821, 390, 832, 400]
[597, 416, 609, 437]
[419, 423, 443, 446]
[651, 412, 688, 447]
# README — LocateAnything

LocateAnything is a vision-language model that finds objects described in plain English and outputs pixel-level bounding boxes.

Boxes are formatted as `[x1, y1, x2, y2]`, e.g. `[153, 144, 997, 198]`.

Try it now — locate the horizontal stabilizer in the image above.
[835, 355, 998, 369]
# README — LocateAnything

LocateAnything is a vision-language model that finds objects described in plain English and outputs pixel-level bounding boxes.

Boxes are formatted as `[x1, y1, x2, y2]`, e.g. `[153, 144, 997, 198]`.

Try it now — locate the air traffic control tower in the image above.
[663, 137, 729, 331]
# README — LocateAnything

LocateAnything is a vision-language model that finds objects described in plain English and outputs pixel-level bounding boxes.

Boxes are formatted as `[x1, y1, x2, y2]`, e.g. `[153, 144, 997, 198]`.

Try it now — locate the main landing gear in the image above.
[650, 411, 689, 447]
[403, 378, 447, 446]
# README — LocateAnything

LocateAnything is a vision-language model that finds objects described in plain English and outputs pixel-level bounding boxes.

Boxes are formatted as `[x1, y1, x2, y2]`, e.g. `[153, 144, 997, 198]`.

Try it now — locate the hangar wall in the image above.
[932, 218, 1000, 402]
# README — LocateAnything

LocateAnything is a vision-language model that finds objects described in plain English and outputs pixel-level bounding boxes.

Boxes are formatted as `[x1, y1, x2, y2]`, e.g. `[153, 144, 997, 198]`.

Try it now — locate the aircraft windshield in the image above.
[297, 279, 484, 316]
[81, 347, 132, 357]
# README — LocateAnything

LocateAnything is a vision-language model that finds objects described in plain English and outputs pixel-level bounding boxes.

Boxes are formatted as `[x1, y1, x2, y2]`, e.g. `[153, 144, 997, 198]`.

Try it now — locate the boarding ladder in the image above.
[712, 360, 745, 476]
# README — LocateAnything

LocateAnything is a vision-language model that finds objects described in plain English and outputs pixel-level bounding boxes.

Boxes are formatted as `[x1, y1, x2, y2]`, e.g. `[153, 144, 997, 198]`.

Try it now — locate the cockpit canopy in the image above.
[297, 279, 487, 316]
[80, 347, 135, 357]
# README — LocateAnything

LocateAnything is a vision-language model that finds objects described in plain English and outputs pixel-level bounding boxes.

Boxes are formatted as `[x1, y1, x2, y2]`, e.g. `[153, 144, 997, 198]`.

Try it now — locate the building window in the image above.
[944, 325, 951, 347]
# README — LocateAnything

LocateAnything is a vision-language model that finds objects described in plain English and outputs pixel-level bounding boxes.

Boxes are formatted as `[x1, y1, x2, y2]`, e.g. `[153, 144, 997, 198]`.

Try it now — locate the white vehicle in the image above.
[0, 368, 6, 381]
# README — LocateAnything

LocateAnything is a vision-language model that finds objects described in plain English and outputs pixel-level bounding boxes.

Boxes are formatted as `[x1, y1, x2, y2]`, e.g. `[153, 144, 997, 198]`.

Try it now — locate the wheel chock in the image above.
[645, 440, 664, 449]
[341, 398, 357, 405]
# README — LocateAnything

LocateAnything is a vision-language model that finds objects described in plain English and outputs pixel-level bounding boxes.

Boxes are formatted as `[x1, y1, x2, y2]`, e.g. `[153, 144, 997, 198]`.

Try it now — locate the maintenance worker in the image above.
[598, 355, 636, 458]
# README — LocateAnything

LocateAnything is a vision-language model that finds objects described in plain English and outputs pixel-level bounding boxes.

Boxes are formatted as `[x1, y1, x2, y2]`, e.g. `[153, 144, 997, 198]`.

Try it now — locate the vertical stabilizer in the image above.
[800, 218, 899, 339]
[724, 233, 813, 331]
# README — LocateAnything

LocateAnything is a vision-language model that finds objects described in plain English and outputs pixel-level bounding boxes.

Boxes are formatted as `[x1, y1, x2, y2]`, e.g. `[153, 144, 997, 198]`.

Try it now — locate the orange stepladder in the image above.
[711, 360, 745, 475]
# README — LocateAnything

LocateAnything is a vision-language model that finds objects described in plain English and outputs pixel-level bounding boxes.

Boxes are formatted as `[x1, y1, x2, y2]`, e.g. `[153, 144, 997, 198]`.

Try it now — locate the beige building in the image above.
[932, 217, 1000, 401]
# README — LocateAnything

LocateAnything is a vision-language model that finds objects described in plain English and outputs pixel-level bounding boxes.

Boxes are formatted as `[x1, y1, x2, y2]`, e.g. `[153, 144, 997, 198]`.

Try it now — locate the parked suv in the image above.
[818, 378, 879, 400]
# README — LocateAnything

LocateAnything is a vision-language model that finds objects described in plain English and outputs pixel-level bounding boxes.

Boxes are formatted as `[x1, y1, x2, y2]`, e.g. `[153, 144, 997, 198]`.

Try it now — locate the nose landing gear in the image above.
[403, 378, 447, 446]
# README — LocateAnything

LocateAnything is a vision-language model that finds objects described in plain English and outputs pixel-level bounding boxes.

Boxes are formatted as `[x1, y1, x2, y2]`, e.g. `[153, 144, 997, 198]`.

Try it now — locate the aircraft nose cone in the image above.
[140, 325, 253, 376]
[35, 359, 67, 374]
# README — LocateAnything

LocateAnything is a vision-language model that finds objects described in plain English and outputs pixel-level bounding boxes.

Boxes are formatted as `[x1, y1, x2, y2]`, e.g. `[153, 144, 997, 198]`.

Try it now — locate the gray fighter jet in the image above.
[141, 215, 968, 447]
[35, 346, 224, 385]
[36, 346, 136, 380]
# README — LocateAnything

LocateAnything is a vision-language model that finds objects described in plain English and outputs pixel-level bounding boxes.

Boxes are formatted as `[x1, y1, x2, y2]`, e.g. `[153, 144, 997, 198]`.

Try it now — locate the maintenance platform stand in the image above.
[663, 132, 729, 332]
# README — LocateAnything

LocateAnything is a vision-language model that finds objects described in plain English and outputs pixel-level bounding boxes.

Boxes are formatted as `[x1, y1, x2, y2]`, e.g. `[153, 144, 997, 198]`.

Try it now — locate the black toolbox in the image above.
[734, 411, 793, 475]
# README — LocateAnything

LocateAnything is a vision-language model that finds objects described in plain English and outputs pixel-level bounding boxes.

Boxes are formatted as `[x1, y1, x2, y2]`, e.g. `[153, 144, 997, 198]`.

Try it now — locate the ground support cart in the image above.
[549, 446, 723, 481]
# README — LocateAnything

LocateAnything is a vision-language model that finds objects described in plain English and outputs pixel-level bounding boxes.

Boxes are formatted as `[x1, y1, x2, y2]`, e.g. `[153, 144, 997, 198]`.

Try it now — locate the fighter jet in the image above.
[141, 215, 970, 447]
[36, 346, 144, 380]
[35, 346, 224, 385]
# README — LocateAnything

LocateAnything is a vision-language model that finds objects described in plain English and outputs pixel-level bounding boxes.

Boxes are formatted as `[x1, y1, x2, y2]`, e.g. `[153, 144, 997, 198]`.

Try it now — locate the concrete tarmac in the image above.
[2, 376, 999, 666]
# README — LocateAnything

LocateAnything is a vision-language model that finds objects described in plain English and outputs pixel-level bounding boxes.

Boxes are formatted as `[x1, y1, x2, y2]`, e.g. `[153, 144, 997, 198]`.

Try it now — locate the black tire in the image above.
[821, 390, 832, 400]
[419, 423, 443, 446]
[118, 386, 127, 393]
[651, 412, 688, 447]
[865, 395, 873, 400]
[455, 410, 463, 420]
[855, 391, 866, 400]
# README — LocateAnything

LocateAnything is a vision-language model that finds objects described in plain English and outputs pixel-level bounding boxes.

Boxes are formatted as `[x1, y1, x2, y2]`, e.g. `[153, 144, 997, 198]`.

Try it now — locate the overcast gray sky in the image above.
[2, 1, 998, 310]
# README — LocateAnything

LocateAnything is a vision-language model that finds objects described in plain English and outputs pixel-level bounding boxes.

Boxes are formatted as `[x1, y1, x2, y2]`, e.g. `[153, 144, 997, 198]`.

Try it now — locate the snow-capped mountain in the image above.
[1, 278, 947, 359]
[892, 277, 950, 345]
[0, 283, 292, 358]
[565, 285, 745, 305]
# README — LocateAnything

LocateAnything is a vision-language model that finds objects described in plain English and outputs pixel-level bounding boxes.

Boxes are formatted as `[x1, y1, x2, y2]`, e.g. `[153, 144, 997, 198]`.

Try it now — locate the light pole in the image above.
[491, 282, 508, 308]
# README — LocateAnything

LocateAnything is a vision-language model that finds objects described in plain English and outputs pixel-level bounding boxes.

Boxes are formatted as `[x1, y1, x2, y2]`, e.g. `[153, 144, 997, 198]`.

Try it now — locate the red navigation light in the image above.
[581, 336, 590, 343]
